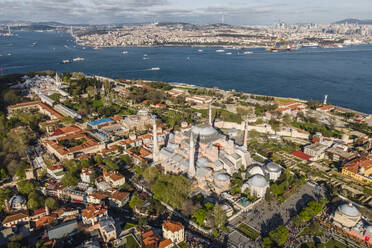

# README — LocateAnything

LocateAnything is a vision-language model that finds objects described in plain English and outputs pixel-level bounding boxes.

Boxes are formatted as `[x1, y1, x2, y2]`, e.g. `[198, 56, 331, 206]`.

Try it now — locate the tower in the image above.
[153, 118, 160, 163]
[45, 202, 50, 216]
[243, 120, 249, 147]
[209, 103, 212, 126]
[55, 73, 61, 88]
[188, 132, 195, 178]
[323, 94, 328, 105]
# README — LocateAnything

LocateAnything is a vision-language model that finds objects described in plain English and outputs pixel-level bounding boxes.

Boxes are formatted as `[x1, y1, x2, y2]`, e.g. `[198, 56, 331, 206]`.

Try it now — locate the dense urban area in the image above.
[1, 21, 372, 49]
[0, 70, 370, 248]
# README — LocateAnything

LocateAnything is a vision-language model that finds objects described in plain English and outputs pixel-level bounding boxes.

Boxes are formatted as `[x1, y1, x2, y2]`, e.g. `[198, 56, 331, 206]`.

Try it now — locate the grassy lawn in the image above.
[326, 239, 348, 248]
[274, 97, 302, 103]
[237, 223, 260, 240]
[124, 235, 140, 248]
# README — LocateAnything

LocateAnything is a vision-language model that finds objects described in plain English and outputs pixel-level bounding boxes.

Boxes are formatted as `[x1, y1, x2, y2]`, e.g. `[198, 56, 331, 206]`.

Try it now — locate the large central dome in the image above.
[339, 203, 360, 217]
[191, 124, 218, 137]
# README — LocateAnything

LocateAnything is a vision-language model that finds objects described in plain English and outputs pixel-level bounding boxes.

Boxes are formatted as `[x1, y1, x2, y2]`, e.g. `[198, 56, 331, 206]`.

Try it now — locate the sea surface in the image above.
[1, 31, 372, 113]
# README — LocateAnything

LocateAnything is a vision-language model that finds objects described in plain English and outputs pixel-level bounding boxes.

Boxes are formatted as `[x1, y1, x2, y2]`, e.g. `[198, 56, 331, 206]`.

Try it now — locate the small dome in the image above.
[213, 172, 230, 182]
[247, 174, 268, 188]
[339, 203, 361, 217]
[191, 124, 217, 137]
[248, 165, 265, 176]
[9, 195, 25, 205]
[264, 162, 281, 173]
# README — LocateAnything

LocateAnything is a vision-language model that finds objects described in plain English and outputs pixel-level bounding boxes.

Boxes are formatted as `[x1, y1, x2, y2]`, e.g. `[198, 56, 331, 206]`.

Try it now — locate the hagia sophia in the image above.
[153, 104, 282, 195]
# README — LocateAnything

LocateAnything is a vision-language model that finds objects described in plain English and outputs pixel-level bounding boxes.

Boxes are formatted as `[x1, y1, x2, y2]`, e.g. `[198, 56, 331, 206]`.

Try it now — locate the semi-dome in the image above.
[339, 203, 361, 217]
[248, 165, 265, 176]
[247, 174, 268, 188]
[213, 172, 230, 182]
[191, 124, 218, 137]
[264, 162, 281, 173]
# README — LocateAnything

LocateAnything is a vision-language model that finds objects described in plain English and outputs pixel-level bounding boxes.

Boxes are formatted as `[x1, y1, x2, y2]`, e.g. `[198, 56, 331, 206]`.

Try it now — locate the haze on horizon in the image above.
[0, 0, 371, 25]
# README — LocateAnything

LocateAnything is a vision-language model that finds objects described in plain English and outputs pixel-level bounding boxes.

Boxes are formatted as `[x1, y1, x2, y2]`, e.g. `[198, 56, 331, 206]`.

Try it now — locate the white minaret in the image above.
[45, 202, 50, 216]
[209, 103, 212, 126]
[243, 120, 249, 147]
[323, 94, 328, 105]
[55, 73, 61, 88]
[153, 118, 160, 163]
[188, 132, 195, 178]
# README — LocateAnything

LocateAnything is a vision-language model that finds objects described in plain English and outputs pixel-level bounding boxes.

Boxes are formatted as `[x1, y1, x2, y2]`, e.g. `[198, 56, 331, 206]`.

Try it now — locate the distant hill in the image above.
[334, 18, 372, 25]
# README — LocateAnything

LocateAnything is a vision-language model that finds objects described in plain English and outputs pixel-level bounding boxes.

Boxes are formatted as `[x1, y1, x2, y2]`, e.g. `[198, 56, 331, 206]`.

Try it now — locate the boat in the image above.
[269, 41, 294, 52]
[7, 53, 11, 56]
[150, 67, 160, 71]
[73, 57, 85, 62]
[61, 59, 72, 64]
[198, 49, 203, 52]
[216, 49, 225, 53]
[94, 46, 100, 50]
[122, 51, 128, 54]
[31, 42, 37, 47]
[225, 52, 232, 55]
[243, 51, 253, 55]
[143, 54, 148, 57]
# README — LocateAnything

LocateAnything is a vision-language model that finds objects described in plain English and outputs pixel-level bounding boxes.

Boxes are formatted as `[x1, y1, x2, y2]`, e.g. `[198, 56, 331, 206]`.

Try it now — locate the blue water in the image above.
[1, 31, 372, 113]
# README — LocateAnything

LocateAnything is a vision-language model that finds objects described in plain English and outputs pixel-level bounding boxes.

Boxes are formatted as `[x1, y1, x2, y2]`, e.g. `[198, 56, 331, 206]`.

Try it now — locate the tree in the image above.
[204, 202, 214, 211]
[94, 154, 103, 164]
[151, 174, 191, 209]
[45, 197, 59, 210]
[86, 85, 97, 98]
[262, 237, 273, 248]
[212, 204, 226, 228]
[0, 188, 11, 211]
[193, 208, 207, 226]
[269, 225, 289, 246]
[28, 192, 45, 210]
[61, 116, 75, 126]
[128, 192, 143, 210]
[143, 166, 160, 184]
[17, 180, 38, 195]
[3, 89, 21, 105]
[103, 158, 119, 171]
[61, 172, 79, 187]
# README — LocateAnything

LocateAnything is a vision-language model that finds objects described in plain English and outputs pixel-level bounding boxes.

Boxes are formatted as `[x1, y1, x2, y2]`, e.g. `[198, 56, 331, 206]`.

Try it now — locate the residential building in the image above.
[303, 143, 328, 161]
[2, 212, 30, 228]
[81, 205, 108, 225]
[162, 221, 184, 244]
[342, 156, 372, 183]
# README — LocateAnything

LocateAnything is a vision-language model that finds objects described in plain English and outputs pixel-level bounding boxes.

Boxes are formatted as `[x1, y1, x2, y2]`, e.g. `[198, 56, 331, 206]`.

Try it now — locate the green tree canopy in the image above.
[269, 225, 289, 246]
[45, 197, 59, 210]
[193, 208, 207, 226]
[17, 180, 38, 195]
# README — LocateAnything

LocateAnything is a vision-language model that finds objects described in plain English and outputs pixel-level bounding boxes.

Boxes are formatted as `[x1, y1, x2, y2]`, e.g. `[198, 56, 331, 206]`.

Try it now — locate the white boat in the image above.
[243, 51, 253, 55]
[31, 42, 37, 47]
[122, 51, 128, 54]
[150, 67, 160, 71]
[143, 54, 148, 57]
[7, 53, 12, 56]
[216, 49, 225, 53]
[61, 59, 72, 64]
[225, 52, 232, 55]
[73, 57, 85, 62]
[198, 49, 203, 52]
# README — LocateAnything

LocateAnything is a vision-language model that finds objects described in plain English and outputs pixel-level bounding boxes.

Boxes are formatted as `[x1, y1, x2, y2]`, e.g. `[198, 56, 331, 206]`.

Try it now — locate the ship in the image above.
[150, 67, 160, 71]
[268, 41, 297, 52]
[61, 59, 72, 64]
[122, 51, 128, 54]
[73, 57, 85, 62]
[242, 51, 253, 55]
[225, 52, 232, 55]
[216, 49, 225, 53]
[198, 49, 203, 52]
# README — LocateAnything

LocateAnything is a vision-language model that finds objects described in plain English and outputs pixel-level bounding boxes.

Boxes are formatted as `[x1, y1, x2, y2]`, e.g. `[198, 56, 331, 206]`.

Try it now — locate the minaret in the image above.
[153, 118, 159, 163]
[323, 94, 328, 105]
[243, 120, 249, 147]
[45, 203, 50, 216]
[188, 132, 195, 178]
[209, 103, 212, 126]
[55, 73, 61, 88]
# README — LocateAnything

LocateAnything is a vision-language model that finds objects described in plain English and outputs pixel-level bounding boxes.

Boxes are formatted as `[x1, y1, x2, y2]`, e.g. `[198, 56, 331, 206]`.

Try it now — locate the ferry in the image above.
[216, 49, 225, 53]
[225, 52, 232, 55]
[73, 57, 85, 62]
[122, 51, 128, 54]
[61, 59, 72, 64]
[150, 67, 160, 71]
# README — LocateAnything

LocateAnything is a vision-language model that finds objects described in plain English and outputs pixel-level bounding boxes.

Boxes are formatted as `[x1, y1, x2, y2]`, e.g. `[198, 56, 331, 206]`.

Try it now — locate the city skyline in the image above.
[0, 0, 371, 25]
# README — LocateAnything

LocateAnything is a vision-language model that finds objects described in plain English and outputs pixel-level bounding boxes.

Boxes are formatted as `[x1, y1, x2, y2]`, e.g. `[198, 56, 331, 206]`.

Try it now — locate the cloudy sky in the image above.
[0, 0, 371, 25]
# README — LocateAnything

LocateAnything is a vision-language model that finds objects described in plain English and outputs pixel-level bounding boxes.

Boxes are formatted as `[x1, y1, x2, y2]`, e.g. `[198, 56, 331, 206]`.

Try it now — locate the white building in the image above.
[162, 220, 185, 244]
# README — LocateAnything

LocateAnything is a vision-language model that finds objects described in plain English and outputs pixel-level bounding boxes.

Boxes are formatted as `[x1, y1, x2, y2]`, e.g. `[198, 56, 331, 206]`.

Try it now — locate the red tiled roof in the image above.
[162, 220, 184, 233]
[343, 157, 372, 174]
[159, 239, 172, 248]
[291, 151, 312, 160]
